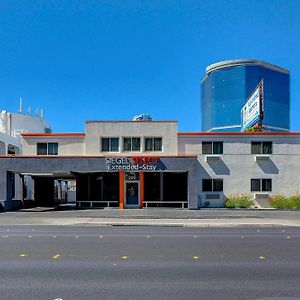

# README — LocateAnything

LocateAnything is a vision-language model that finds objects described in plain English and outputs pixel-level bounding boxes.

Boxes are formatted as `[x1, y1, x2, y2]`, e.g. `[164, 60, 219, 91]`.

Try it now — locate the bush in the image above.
[224, 194, 254, 208]
[270, 194, 300, 209]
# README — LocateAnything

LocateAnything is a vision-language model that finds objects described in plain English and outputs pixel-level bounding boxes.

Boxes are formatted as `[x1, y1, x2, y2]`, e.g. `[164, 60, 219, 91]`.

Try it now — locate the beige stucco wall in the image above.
[21, 136, 85, 156]
[85, 121, 178, 156]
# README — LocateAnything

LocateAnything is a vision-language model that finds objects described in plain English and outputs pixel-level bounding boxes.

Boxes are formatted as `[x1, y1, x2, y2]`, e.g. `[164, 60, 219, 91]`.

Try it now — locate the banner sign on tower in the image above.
[241, 80, 264, 131]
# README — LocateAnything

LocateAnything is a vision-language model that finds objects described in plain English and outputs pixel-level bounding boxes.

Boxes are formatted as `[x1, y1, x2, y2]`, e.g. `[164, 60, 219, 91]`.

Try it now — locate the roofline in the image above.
[0, 155, 197, 158]
[86, 120, 178, 123]
[21, 133, 85, 137]
[178, 132, 300, 136]
[205, 59, 289, 75]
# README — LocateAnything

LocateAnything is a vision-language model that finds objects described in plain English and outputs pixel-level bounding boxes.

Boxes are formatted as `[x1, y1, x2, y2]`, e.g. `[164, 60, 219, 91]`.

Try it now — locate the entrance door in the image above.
[125, 181, 139, 208]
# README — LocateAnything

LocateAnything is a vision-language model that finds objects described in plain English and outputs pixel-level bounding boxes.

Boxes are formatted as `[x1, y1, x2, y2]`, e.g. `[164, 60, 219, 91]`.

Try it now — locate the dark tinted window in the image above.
[37, 143, 47, 155]
[101, 138, 109, 151]
[202, 142, 212, 154]
[213, 179, 223, 192]
[251, 179, 261, 191]
[202, 179, 212, 192]
[48, 143, 58, 155]
[213, 142, 223, 154]
[262, 142, 272, 154]
[251, 142, 261, 154]
[110, 138, 119, 151]
[262, 179, 272, 191]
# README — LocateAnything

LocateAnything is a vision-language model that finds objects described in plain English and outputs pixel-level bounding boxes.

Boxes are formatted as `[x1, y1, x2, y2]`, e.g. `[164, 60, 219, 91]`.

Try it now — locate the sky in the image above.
[0, 0, 299, 133]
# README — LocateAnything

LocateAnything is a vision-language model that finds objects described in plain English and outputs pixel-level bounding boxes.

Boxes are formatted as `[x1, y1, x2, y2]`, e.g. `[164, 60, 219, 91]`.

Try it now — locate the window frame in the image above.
[37, 142, 58, 155]
[144, 137, 163, 152]
[123, 137, 141, 152]
[251, 178, 272, 192]
[202, 178, 224, 192]
[251, 141, 273, 154]
[202, 141, 223, 154]
[101, 137, 119, 152]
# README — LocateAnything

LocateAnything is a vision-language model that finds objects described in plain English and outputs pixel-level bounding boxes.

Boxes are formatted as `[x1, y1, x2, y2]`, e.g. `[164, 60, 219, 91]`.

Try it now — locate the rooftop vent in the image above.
[133, 114, 152, 121]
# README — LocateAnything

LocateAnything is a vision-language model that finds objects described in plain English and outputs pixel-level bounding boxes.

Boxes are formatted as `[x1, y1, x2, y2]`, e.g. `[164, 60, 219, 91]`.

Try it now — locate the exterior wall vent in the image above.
[255, 155, 270, 162]
[205, 193, 221, 200]
[254, 193, 270, 200]
[205, 155, 220, 162]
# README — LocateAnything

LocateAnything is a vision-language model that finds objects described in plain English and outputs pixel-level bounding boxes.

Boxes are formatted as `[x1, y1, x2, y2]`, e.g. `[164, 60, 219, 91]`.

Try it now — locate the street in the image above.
[0, 226, 300, 300]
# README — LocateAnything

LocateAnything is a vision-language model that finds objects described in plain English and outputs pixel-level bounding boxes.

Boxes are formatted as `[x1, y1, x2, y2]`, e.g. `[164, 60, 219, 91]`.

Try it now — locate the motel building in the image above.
[1, 120, 300, 211]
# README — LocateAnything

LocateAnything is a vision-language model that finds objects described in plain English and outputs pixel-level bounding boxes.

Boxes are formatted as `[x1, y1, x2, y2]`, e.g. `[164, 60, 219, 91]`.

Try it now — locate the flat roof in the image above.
[21, 133, 85, 137]
[205, 59, 289, 75]
[86, 120, 178, 123]
[178, 132, 300, 136]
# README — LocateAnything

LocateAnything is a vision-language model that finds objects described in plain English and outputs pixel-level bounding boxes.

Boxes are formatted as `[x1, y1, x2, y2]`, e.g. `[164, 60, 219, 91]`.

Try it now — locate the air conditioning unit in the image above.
[254, 193, 270, 200]
[205, 193, 221, 200]
[205, 155, 220, 162]
[255, 155, 270, 162]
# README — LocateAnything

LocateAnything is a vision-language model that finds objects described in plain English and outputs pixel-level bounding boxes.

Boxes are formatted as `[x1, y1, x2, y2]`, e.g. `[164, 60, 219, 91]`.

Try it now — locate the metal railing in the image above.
[143, 201, 187, 209]
[76, 201, 119, 208]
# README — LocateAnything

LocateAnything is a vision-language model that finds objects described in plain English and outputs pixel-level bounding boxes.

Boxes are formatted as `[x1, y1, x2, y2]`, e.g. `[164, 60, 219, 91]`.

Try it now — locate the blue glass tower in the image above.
[201, 59, 290, 132]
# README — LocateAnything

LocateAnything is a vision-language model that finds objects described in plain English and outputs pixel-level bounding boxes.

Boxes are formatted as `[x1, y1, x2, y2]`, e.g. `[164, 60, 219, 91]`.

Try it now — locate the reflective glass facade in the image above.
[201, 61, 290, 132]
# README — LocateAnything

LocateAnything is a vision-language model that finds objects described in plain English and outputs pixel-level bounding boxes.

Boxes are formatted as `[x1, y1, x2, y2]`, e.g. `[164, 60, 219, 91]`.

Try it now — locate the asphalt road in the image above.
[0, 226, 300, 300]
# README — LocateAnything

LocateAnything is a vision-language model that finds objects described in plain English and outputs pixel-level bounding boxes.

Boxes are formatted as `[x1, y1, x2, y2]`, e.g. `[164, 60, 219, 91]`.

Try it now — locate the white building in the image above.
[0, 120, 299, 210]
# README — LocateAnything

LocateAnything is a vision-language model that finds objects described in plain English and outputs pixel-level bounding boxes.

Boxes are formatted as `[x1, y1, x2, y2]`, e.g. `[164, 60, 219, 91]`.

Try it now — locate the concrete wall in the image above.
[179, 134, 300, 206]
[21, 136, 85, 156]
[0, 132, 22, 155]
[85, 121, 178, 156]
[0, 111, 51, 137]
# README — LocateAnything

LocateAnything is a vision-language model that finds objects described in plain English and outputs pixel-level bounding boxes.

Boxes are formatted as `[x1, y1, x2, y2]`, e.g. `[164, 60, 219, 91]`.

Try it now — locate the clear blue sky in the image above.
[0, 0, 299, 132]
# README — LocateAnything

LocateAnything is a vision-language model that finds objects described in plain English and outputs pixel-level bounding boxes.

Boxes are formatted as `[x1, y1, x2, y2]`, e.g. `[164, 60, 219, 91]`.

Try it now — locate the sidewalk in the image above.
[1, 208, 300, 227]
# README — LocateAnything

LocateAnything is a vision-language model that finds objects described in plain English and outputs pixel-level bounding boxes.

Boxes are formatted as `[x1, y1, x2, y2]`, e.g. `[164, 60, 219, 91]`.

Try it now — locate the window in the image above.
[251, 179, 272, 192]
[202, 142, 223, 154]
[202, 179, 223, 192]
[37, 143, 58, 155]
[145, 137, 162, 151]
[101, 138, 119, 152]
[123, 137, 141, 151]
[251, 141, 272, 154]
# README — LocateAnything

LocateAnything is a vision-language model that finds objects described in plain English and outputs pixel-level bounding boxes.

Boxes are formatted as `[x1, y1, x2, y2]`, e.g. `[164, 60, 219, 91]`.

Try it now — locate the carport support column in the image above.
[119, 171, 125, 209]
[139, 171, 144, 209]
[160, 172, 164, 201]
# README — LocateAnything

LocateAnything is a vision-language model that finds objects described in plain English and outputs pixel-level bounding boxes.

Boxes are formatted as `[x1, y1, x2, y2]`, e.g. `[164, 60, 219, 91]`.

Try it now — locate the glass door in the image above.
[125, 181, 139, 208]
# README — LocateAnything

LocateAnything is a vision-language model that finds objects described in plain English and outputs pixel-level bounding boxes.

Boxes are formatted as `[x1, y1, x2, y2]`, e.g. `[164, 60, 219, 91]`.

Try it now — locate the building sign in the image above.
[241, 80, 264, 131]
[105, 157, 159, 171]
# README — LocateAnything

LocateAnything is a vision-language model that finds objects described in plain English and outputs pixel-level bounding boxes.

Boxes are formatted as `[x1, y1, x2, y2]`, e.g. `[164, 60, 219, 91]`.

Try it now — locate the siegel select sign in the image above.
[106, 157, 158, 171]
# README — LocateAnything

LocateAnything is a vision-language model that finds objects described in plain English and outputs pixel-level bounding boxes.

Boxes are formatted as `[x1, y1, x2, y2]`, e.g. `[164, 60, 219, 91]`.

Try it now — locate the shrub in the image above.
[270, 194, 300, 209]
[224, 194, 254, 208]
